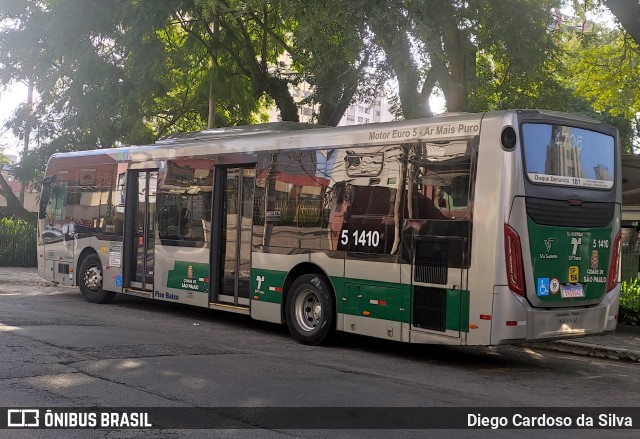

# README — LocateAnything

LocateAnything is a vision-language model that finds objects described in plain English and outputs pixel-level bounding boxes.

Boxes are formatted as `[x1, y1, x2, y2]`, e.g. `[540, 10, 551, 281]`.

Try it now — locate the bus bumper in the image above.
[490, 285, 620, 345]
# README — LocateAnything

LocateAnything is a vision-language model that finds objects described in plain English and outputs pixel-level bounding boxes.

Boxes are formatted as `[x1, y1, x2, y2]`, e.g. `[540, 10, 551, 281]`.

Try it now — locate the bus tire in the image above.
[285, 274, 335, 345]
[78, 254, 115, 304]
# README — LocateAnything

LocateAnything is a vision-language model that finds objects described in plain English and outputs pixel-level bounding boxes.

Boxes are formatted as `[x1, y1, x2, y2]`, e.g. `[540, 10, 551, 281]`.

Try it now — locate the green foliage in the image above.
[148, 13, 261, 135]
[620, 279, 640, 326]
[0, 217, 36, 267]
[283, 0, 376, 125]
[469, 0, 562, 111]
[562, 28, 640, 152]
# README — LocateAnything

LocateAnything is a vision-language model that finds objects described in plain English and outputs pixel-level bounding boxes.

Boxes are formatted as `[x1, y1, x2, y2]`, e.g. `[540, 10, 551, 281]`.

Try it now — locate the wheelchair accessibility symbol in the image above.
[537, 278, 550, 296]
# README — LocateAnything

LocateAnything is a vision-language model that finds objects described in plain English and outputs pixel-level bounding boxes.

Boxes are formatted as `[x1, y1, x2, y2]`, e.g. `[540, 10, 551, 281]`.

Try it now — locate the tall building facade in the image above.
[545, 125, 585, 178]
[267, 55, 394, 126]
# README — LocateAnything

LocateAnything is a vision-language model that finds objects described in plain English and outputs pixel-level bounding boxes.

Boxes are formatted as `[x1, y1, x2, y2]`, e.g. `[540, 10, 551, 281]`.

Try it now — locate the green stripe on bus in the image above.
[339, 281, 410, 323]
[250, 269, 288, 303]
[446, 289, 470, 332]
[250, 268, 470, 330]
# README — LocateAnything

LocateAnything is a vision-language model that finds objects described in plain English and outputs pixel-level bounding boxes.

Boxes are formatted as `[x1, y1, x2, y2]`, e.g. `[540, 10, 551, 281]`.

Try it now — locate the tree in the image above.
[1, 0, 267, 194]
[0, 0, 53, 217]
[561, 24, 640, 152]
[281, 0, 376, 126]
[366, 0, 561, 116]
[366, 0, 435, 118]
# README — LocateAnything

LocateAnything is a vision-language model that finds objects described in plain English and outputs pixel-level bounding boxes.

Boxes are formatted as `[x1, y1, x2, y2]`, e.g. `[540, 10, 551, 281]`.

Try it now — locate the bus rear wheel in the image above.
[78, 255, 115, 304]
[285, 274, 334, 345]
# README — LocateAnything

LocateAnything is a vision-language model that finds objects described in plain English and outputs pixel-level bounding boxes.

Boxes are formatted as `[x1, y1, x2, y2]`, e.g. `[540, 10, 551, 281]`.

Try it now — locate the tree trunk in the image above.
[208, 12, 220, 129]
[267, 76, 299, 122]
[0, 172, 36, 223]
[19, 78, 34, 206]
[437, 3, 475, 113]
[208, 72, 217, 129]
[368, 7, 431, 119]
[317, 80, 358, 127]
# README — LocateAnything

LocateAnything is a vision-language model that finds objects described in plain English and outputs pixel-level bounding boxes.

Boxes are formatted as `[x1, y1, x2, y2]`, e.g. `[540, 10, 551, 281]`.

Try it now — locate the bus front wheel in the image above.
[285, 274, 334, 345]
[78, 254, 115, 304]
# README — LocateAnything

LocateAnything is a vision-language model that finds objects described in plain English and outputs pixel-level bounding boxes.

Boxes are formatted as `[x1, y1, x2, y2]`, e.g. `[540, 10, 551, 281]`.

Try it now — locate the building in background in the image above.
[267, 55, 394, 126]
[0, 154, 39, 213]
[267, 82, 394, 126]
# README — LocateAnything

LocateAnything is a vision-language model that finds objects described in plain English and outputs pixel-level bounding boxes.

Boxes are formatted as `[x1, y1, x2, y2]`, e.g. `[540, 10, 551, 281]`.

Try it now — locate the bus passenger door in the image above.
[210, 167, 255, 307]
[404, 141, 474, 342]
[124, 169, 157, 292]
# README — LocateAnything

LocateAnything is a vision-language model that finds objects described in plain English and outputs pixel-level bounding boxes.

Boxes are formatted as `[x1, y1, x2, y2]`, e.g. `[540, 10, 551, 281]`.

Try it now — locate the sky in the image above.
[0, 81, 29, 158]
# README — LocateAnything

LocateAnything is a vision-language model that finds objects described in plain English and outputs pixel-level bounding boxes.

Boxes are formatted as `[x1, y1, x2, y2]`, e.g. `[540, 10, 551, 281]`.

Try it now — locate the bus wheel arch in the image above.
[282, 264, 336, 345]
[77, 250, 115, 304]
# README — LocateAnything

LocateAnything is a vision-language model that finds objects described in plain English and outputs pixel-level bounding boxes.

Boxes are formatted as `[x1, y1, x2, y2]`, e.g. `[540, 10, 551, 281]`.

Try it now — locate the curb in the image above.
[0, 268, 52, 287]
[0, 279, 56, 287]
[533, 340, 640, 363]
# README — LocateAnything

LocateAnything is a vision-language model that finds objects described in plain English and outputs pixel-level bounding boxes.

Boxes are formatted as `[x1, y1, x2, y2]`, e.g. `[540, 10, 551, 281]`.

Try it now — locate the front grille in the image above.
[413, 286, 446, 331]
[414, 240, 448, 284]
[526, 198, 614, 227]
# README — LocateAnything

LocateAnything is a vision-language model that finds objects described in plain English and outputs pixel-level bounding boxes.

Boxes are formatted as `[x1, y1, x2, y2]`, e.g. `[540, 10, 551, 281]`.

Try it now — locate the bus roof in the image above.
[155, 121, 323, 144]
[46, 110, 611, 167]
[48, 112, 485, 164]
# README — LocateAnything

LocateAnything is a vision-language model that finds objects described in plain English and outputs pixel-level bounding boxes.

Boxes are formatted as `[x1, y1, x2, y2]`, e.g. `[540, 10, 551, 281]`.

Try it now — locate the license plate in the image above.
[561, 284, 584, 298]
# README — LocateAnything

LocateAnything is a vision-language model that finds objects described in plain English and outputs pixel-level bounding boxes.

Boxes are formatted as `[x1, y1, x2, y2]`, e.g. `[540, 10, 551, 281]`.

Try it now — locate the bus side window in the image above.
[48, 181, 68, 222]
[329, 145, 402, 254]
[39, 179, 53, 219]
[450, 175, 469, 210]
[409, 189, 448, 220]
[406, 141, 473, 221]
[259, 150, 327, 250]
[157, 160, 213, 244]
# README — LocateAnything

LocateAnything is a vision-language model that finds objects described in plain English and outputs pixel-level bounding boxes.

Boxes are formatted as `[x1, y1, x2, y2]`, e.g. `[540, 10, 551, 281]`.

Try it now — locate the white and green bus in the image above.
[37, 110, 622, 346]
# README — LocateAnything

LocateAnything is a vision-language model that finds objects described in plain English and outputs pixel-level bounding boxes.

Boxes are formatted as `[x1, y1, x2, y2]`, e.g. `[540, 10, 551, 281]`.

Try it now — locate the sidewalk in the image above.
[0, 266, 55, 286]
[1, 266, 638, 362]
[530, 325, 640, 363]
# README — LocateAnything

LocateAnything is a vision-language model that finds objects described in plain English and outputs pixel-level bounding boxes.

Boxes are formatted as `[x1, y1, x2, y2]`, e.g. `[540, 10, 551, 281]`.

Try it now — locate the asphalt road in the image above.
[0, 282, 638, 439]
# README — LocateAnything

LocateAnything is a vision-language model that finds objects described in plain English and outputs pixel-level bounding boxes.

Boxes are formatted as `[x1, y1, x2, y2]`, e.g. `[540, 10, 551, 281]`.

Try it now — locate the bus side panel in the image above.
[154, 244, 211, 308]
[341, 259, 403, 341]
[310, 252, 345, 330]
[250, 251, 311, 324]
[87, 237, 123, 293]
[464, 113, 516, 345]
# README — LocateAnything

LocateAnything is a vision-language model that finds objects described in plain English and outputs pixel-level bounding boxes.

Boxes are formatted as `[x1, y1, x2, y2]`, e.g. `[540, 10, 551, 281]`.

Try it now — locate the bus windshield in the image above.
[522, 123, 615, 189]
